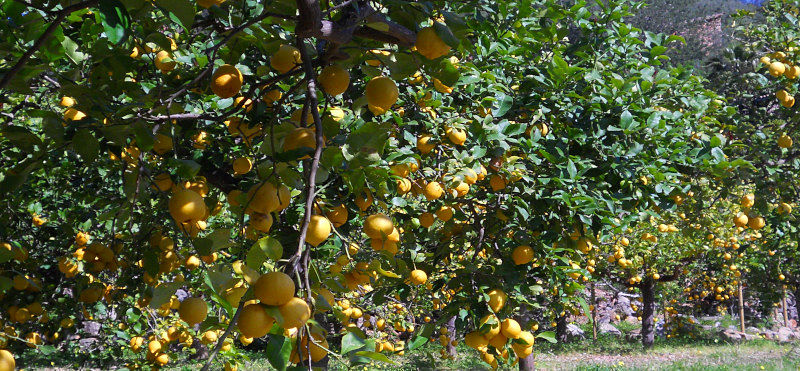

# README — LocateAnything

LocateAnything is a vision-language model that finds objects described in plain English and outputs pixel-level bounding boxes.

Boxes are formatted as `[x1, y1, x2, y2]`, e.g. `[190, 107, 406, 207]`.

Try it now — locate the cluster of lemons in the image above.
[461, 290, 536, 368]
[761, 51, 800, 108]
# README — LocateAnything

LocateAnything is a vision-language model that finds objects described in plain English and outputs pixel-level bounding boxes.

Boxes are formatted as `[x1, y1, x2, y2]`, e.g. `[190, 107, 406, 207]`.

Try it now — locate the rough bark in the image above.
[591, 283, 597, 341]
[519, 352, 536, 371]
[294, 0, 415, 53]
[738, 282, 745, 332]
[555, 314, 568, 344]
[445, 316, 457, 357]
[641, 276, 656, 349]
[782, 286, 789, 326]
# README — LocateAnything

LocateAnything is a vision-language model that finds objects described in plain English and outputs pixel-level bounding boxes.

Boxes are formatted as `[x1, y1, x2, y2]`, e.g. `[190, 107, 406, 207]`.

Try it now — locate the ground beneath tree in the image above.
[535, 341, 800, 370]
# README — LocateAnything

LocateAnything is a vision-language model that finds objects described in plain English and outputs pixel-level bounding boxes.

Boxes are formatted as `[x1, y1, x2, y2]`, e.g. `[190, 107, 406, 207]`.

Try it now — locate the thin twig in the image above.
[287, 37, 325, 273]
[200, 298, 247, 371]
[0, 0, 98, 90]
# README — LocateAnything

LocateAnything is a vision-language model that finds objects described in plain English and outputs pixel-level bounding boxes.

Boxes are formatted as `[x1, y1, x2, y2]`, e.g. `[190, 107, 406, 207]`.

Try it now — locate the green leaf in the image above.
[72, 129, 99, 162]
[62, 37, 87, 63]
[195, 237, 213, 256]
[576, 296, 591, 321]
[142, 249, 159, 277]
[710, 134, 723, 148]
[37, 345, 58, 355]
[566, 159, 577, 179]
[387, 53, 419, 80]
[369, 260, 400, 278]
[172, 159, 201, 178]
[341, 331, 366, 354]
[154, 0, 195, 30]
[366, 22, 390, 33]
[620, 110, 634, 131]
[246, 236, 282, 269]
[2, 125, 42, 153]
[149, 282, 182, 309]
[98, 0, 130, 44]
[265, 334, 292, 371]
[353, 350, 395, 364]
[0, 245, 12, 264]
[207, 290, 234, 317]
[493, 93, 513, 117]
[650, 45, 667, 57]
[433, 22, 459, 49]
[131, 121, 154, 152]
[407, 335, 428, 350]
[432, 57, 460, 87]
[209, 228, 233, 251]
[204, 266, 233, 293]
[536, 331, 557, 344]
[0, 276, 12, 294]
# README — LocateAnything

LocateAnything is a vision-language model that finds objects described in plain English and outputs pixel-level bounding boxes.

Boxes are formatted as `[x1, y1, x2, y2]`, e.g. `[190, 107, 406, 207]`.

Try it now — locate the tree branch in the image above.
[0, 0, 98, 91]
[200, 297, 247, 371]
[295, 0, 415, 48]
[359, 6, 416, 46]
[288, 36, 326, 276]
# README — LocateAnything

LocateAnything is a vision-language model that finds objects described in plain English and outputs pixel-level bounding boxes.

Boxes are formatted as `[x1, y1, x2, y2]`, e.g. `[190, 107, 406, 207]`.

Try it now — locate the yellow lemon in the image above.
[211, 64, 243, 98]
[319, 65, 350, 96]
[415, 26, 451, 60]
[270, 45, 301, 74]
[365, 76, 398, 113]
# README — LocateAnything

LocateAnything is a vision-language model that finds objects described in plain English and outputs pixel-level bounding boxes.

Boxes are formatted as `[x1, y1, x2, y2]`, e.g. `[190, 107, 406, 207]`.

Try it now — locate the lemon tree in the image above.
[0, 0, 769, 370]
[698, 0, 800, 323]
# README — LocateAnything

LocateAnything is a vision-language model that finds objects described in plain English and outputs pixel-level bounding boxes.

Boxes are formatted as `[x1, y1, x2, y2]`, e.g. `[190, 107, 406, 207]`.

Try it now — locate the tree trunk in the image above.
[641, 276, 655, 349]
[555, 313, 568, 344]
[591, 283, 597, 341]
[445, 316, 457, 358]
[516, 304, 537, 370]
[782, 285, 789, 326]
[738, 283, 745, 332]
[518, 351, 536, 371]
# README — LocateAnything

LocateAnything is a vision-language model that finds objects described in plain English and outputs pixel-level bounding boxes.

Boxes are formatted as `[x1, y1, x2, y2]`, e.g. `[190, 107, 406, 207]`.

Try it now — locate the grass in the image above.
[536, 339, 799, 370]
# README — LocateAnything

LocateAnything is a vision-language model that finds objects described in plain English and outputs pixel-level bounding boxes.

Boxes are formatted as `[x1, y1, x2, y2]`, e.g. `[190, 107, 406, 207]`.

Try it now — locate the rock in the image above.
[743, 332, 759, 341]
[761, 329, 776, 340]
[720, 329, 747, 342]
[725, 329, 757, 341]
[78, 337, 100, 350]
[596, 304, 614, 324]
[83, 321, 101, 335]
[565, 323, 585, 340]
[655, 319, 666, 338]
[786, 292, 798, 321]
[777, 327, 794, 342]
[599, 322, 622, 336]
[615, 295, 635, 317]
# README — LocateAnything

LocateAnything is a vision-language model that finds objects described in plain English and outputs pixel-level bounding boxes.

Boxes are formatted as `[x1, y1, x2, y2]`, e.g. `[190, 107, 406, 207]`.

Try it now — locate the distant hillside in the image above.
[627, 0, 760, 67]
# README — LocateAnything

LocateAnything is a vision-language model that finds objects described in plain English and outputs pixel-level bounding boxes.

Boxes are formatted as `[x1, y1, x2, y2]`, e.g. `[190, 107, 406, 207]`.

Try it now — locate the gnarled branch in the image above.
[295, 0, 416, 49]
